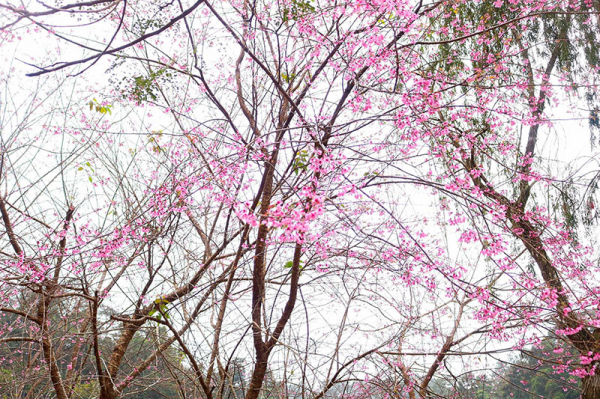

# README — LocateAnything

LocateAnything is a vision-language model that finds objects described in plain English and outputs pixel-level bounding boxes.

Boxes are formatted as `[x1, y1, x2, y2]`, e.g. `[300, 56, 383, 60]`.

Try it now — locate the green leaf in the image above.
[292, 150, 309, 174]
[282, 0, 315, 22]
[284, 260, 304, 273]
[88, 99, 113, 115]
[154, 297, 170, 305]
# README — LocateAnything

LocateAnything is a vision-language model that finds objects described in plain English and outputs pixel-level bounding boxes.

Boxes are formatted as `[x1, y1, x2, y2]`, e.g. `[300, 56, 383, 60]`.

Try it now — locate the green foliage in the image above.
[427, 0, 600, 101]
[428, 338, 580, 398]
[282, 0, 315, 22]
[292, 150, 309, 175]
[377, 12, 396, 27]
[559, 181, 579, 235]
[73, 381, 100, 399]
[0, 369, 12, 384]
[132, 18, 164, 36]
[128, 68, 172, 105]
[589, 105, 600, 148]
[88, 98, 112, 115]
[149, 297, 170, 320]
[493, 339, 580, 398]
[429, 374, 495, 399]
[280, 72, 296, 83]
[547, 174, 600, 245]
[284, 259, 304, 274]
[76, 161, 96, 183]
[77, 162, 94, 173]
[147, 131, 164, 154]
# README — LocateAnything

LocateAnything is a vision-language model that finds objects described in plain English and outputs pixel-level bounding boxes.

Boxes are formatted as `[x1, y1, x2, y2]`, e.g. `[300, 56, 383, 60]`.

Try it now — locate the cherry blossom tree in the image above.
[1, 0, 600, 398]
[407, 2, 600, 397]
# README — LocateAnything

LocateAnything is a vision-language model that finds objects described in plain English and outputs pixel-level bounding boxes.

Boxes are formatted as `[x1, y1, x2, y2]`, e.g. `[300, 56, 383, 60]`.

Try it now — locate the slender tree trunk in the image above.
[245, 352, 269, 399]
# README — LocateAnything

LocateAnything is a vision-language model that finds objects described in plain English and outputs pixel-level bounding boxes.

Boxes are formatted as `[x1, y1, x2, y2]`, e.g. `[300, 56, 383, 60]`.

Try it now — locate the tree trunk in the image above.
[245, 352, 268, 399]
[582, 371, 600, 399]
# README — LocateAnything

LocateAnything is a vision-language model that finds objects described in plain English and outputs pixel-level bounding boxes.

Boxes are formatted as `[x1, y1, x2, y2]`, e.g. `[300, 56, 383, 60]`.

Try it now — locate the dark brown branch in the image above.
[0, 195, 23, 255]
[26, 0, 206, 76]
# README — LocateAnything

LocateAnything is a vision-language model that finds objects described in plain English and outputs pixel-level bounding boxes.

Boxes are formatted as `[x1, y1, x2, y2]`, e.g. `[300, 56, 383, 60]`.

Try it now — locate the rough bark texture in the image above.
[101, 320, 142, 399]
[582, 371, 600, 399]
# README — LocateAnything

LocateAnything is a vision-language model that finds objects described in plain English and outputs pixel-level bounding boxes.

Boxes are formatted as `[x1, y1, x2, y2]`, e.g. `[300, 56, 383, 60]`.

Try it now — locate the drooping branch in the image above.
[26, 0, 207, 76]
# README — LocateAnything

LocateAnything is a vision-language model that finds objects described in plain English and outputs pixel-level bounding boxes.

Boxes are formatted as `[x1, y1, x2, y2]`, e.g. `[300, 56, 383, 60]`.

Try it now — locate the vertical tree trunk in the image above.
[582, 371, 600, 399]
[245, 352, 269, 399]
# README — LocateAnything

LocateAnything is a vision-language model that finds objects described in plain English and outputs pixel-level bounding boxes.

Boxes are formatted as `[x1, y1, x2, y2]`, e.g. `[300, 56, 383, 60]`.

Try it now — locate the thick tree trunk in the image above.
[582, 371, 600, 399]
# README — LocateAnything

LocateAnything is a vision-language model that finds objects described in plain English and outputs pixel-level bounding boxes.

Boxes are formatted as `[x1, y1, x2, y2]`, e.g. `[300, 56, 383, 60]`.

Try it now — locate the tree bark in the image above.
[582, 370, 600, 399]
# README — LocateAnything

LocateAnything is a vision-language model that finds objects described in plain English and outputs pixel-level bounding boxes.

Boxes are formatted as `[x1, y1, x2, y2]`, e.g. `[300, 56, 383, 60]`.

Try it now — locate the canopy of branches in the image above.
[0, 0, 600, 398]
